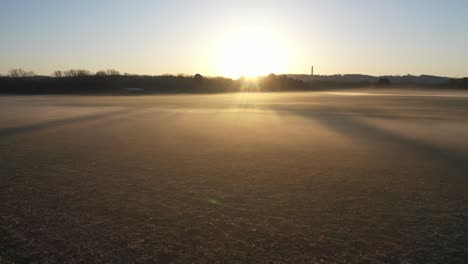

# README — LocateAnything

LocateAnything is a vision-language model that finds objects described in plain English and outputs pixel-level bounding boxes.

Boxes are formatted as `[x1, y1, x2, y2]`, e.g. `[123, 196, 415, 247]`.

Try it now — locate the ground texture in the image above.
[1, 90, 467, 263]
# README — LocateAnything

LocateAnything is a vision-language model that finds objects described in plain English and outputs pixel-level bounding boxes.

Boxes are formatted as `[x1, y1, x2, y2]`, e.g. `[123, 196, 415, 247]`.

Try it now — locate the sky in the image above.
[1, 0, 467, 77]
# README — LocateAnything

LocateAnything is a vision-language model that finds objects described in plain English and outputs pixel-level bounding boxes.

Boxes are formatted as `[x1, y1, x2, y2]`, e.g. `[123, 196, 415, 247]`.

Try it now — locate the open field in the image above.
[1, 89, 467, 263]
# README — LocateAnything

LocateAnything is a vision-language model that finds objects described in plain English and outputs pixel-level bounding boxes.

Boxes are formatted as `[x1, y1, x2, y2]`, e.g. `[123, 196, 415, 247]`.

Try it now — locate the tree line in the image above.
[0, 69, 311, 94]
[1, 68, 467, 94]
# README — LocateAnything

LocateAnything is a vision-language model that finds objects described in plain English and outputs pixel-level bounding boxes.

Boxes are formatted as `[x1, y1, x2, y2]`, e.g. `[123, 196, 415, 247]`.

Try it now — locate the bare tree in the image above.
[95, 70, 107, 76]
[106, 69, 120, 76]
[53, 70, 63, 78]
[9, 69, 21, 77]
[63, 69, 91, 78]
[8, 68, 35, 78]
[95, 69, 120, 77]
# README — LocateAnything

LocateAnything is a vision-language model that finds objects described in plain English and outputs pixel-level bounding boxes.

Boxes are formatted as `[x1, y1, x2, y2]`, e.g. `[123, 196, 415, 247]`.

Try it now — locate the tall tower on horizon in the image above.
[311, 66, 314, 76]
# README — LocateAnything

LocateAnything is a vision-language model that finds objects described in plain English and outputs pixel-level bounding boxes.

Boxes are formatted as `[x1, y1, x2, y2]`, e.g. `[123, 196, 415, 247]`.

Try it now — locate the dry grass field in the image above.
[1, 90, 467, 263]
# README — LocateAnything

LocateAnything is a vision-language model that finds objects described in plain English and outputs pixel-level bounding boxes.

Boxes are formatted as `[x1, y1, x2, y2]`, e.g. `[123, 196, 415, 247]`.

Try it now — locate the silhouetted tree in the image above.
[259, 73, 306, 91]
[53, 71, 63, 78]
[377, 77, 391, 86]
[106, 69, 120, 76]
[194, 74, 203, 81]
[95, 69, 121, 77]
[63, 69, 91, 78]
[95, 70, 107, 77]
[8, 68, 35, 78]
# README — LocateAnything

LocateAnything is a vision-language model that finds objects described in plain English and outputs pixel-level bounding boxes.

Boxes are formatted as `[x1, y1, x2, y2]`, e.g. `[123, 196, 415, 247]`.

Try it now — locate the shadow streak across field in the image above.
[0, 109, 132, 138]
[285, 108, 468, 173]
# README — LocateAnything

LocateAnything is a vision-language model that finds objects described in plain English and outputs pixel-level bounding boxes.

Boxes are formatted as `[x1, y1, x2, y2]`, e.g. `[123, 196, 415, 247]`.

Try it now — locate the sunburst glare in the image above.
[216, 27, 289, 79]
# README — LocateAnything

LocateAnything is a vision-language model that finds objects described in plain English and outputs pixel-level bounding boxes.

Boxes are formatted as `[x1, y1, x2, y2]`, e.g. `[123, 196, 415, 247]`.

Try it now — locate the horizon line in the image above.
[1, 69, 465, 79]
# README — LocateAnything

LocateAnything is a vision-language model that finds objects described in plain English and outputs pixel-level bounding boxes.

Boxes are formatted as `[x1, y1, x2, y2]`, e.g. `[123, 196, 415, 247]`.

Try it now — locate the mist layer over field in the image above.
[1, 89, 467, 263]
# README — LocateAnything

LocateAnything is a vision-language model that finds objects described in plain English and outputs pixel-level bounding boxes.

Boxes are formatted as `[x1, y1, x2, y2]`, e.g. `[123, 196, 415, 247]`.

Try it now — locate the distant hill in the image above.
[287, 74, 451, 86]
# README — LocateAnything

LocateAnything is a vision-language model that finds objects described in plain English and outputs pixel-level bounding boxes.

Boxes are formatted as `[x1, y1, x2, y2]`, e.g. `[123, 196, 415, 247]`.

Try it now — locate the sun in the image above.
[216, 27, 289, 79]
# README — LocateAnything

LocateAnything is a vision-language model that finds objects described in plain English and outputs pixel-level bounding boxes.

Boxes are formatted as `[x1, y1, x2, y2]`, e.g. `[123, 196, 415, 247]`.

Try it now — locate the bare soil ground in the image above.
[0, 89, 467, 263]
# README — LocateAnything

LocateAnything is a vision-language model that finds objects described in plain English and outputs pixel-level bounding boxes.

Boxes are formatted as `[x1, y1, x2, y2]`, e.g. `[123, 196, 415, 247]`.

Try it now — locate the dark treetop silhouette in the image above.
[0, 69, 467, 94]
